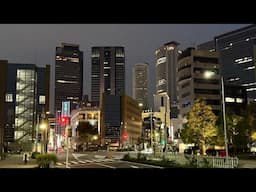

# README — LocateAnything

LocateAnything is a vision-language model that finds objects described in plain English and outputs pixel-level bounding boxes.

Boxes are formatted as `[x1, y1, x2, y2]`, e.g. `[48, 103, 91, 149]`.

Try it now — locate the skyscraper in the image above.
[132, 63, 149, 110]
[4, 63, 50, 151]
[91, 47, 125, 106]
[155, 41, 180, 118]
[55, 43, 83, 112]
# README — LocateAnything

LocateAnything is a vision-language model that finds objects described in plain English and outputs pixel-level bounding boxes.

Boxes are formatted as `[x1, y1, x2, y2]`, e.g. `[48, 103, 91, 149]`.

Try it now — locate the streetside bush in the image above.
[123, 153, 131, 160]
[36, 153, 57, 168]
[31, 152, 40, 159]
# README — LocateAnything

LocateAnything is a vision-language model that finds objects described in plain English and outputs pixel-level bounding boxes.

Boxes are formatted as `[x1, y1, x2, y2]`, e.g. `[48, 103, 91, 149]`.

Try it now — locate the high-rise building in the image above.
[91, 47, 125, 106]
[55, 43, 83, 112]
[132, 63, 149, 110]
[224, 84, 247, 115]
[205, 24, 256, 102]
[155, 41, 180, 118]
[4, 63, 50, 151]
[0, 60, 8, 157]
[177, 48, 221, 118]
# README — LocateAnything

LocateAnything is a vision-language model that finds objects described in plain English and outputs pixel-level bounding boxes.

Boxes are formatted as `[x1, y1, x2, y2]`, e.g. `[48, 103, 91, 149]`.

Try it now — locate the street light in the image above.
[39, 122, 48, 154]
[204, 71, 228, 157]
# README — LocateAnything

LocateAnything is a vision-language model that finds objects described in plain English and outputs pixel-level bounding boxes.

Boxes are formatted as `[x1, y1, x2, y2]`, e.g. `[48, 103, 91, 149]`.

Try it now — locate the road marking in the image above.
[130, 165, 139, 168]
[78, 160, 86, 164]
[72, 153, 88, 160]
[95, 163, 116, 169]
[56, 162, 64, 166]
[70, 161, 79, 164]
[85, 160, 93, 163]
[95, 155, 106, 159]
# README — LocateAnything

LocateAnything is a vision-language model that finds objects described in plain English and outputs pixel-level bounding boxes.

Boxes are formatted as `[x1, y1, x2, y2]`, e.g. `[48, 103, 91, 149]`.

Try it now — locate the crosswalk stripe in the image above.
[78, 160, 86, 164]
[70, 161, 79, 164]
[56, 159, 117, 166]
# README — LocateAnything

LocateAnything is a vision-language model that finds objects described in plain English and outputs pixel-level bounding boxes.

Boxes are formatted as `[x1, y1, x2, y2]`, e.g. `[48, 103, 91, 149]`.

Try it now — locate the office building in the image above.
[102, 94, 142, 147]
[55, 43, 83, 112]
[225, 84, 247, 115]
[0, 60, 8, 157]
[91, 47, 125, 106]
[177, 48, 221, 118]
[214, 24, 256, 102]
[132, 63, 149, 110]
[4, 63, 50, 151]
[155, 41, 180, 118]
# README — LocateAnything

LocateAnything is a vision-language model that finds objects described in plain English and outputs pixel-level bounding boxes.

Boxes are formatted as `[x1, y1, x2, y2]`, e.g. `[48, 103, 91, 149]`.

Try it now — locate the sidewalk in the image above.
[0, 154, 38, 168]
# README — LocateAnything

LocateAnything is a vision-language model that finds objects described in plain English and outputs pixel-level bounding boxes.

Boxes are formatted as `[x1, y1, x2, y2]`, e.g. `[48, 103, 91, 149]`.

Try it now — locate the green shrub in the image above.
[137, 152, 147, 161]
[36, 153, 57, 168]
[200, 158, 211, 168]
[123, 153, 131, 160]
[31, 152, 40, 159]
[1, 153, 10, 160]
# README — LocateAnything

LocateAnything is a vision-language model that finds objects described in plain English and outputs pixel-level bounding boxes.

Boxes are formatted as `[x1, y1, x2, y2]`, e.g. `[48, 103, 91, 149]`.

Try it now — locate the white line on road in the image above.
[130, 165, 139, 168]
[56, 163, 63, 166]
[70, 161, 79, 164]
[85, 160, 93, 163]
[95, 163, 116, 169]
[78, 160, 86, 164]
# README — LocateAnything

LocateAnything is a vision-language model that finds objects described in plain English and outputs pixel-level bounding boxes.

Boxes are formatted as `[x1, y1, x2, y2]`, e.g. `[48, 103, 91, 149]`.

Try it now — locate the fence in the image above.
[140, 152, 239, 168]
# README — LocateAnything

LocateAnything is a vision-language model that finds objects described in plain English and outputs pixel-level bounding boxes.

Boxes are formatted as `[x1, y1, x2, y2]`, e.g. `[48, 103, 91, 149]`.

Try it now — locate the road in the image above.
[55, 151, 162, 169]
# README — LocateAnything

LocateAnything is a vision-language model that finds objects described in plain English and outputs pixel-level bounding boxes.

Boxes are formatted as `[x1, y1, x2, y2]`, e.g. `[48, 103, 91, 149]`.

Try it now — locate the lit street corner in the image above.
[0, 154, 38, 168]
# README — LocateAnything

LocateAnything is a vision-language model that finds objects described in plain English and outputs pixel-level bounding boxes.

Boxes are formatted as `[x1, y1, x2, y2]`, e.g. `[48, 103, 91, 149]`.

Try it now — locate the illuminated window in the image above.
[104, 61, 108, 64]
[104, 74, 109, 77]
[167, 46, 174, 51]
[39, 95, 45, 104]
[225, 97, 235, 102]
[5, 93, 13, 102]
[157, 57, 166, 65]
[236, 98, 243, 103]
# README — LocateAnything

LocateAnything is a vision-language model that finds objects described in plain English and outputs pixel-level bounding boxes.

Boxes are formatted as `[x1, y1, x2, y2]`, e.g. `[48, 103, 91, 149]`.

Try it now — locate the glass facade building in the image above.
[91, 47, 125, 106]
[4, 63, 50, 151]
[132, 63, 149, 110]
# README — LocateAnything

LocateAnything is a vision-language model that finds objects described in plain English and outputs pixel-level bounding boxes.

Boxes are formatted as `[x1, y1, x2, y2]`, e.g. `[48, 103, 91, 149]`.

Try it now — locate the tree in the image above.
[76, 122, 98, 151]
[181, 98, 218, 155]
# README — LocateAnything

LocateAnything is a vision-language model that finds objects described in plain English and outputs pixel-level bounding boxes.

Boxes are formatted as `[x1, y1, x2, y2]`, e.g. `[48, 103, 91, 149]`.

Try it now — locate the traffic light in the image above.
[58, 116, 69, 125]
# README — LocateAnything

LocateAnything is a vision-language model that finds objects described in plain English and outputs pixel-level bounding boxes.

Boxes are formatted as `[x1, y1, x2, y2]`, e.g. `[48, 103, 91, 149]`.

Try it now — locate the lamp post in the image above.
[204, 71, 228, 157]
[150, 108, 153, 149]
[39, 122, 47, 154]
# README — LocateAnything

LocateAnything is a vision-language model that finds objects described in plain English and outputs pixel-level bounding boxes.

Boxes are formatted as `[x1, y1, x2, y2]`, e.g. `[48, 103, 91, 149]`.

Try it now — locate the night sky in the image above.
[0, 24, 249, 112]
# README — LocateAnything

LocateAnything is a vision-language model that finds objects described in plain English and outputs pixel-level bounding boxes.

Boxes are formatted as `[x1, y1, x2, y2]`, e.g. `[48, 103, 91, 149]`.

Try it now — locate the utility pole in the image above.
[221, 77, 229, 158]
[65, 125, 69, 168]
[150, 108, 153, 148]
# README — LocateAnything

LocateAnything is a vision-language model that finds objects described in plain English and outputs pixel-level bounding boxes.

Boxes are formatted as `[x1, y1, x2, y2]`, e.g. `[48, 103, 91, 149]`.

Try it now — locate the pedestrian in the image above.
[23, 152, 28, 164]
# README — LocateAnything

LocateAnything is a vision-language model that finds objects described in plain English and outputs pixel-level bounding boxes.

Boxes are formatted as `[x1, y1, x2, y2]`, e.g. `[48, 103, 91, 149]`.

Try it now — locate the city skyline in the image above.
[0, 24, 249, 113]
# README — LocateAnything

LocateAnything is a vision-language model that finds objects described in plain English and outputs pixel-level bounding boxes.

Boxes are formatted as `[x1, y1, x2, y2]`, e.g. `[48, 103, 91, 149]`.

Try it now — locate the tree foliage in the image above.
[76, 121, 98, 146]
[181, 98, 218, 154]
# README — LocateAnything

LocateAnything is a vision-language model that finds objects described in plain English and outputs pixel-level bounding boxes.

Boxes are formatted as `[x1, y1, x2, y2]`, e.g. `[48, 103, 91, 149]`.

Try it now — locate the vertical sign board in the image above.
[62, 101, 71, 117]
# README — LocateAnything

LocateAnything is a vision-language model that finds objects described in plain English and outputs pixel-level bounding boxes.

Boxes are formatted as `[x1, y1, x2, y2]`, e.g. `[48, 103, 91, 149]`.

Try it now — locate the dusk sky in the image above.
[0, 24, 249, 112]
